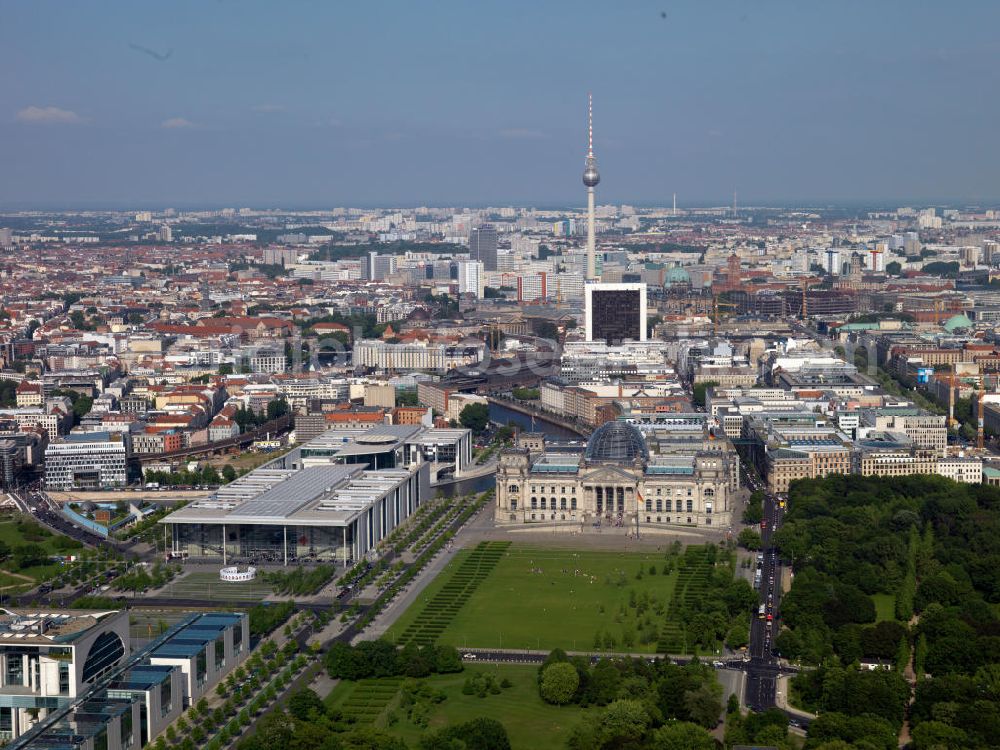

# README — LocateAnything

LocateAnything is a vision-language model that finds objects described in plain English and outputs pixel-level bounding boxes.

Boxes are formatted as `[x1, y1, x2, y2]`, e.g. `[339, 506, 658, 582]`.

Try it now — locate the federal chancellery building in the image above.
[496, 416, 738, 531]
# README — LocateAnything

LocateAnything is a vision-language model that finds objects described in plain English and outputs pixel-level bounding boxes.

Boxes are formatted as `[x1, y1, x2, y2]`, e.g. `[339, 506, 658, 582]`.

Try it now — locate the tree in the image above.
[431, 644, 463, 673]
[218, 363, 234, 375]
[584, 659, 622, 706]
[338, 727, 409, 750]
[13, 544, 48, 570]
[222, 464, 238, 483]
[533, 320, 560, 340]
[911, 720, 968, 750]
[266, 398, 290, 420]
[650, 721, 715, 750]
[540, 661, 580, 705]
[737, 528, 762, 550]
[287, 687, 325, 721]
[743, 492, 764, 524]
[886, 260, 902, 276]
[72, 394, 94, 421]
[682, 683, 723, 728]
[459, 402, 489, 434]
[921, 260, 960, 277]
[419, 717, 511, 750]
[692, 381, 719, 408]
[598, 700, 651, 747]
[239, 710, 293, 750]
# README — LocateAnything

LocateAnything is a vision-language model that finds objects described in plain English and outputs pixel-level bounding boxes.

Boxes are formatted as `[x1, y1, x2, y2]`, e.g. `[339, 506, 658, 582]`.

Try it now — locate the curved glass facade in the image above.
[82, 631, 125, 683]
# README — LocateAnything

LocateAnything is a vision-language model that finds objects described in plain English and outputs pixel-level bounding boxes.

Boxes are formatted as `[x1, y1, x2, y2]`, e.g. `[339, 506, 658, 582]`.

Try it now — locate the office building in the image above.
[469, 225, 497, 271]
[585, 282, 647, 344]
[457, 260, 485, 298]
[365, 252, 397, 281]
[352, 340, 485, 373]
[164, 459, 429, 564]
[8, 611, 247, 749]
[0, 608, 130, 743]
[45, 432, 128, 491]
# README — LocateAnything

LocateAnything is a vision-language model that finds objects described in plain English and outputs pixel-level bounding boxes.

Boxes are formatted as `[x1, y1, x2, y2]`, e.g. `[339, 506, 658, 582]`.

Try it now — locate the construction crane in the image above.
[799, 277, 821, 318]
[868, 245, 883, 273]
[948, 362, 958, 430]
[712, 294, 739, 337]
[978, 379, 987, 451]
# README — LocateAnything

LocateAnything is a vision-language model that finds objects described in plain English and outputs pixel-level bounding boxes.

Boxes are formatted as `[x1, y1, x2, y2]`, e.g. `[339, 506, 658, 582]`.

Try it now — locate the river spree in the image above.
[488, 402, 586, 440]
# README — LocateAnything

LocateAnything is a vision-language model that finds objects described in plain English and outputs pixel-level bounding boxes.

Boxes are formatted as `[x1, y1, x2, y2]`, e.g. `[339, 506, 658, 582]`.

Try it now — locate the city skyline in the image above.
[5, 1, 1000, 207]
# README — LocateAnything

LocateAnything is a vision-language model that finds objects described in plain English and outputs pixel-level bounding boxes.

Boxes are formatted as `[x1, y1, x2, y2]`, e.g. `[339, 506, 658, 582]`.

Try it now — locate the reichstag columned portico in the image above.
[496, 420, 736, 531]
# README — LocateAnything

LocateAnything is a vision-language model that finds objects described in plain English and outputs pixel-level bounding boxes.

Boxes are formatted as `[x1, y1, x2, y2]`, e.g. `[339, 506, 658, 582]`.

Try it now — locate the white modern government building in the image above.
[162, 424, 471, 564]
[1, 608, 247, 749]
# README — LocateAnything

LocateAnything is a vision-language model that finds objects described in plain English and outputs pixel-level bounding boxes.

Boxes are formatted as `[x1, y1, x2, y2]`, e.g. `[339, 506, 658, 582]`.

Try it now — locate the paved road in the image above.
[745, 493, 786, 712]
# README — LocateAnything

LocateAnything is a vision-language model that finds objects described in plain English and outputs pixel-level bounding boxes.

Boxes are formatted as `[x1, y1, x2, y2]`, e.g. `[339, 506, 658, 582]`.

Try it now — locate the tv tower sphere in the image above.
[583, 161, 600, 188]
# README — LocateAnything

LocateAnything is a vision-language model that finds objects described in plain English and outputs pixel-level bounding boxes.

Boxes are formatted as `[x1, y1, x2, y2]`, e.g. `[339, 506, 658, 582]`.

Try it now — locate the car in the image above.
[766, 613, 773, 621]
[760, 520, 767, 530]
[712, 660, 724, 668]
[463, 653, 477, 660]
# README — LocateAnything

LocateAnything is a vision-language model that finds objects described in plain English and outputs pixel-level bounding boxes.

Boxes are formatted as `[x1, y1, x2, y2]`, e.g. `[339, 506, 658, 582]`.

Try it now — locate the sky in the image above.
[3, 0, 1000, 209]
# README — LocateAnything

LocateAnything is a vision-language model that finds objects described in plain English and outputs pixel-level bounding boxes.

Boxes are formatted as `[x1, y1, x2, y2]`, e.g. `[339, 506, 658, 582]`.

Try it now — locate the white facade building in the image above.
[45, 433, 128, 490]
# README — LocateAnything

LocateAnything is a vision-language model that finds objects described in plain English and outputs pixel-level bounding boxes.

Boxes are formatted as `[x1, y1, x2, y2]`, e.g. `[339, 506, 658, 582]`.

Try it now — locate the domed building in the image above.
[584, 421, 649, 463]
[496, 417, 735, 531]
[663, 265, 691, 290]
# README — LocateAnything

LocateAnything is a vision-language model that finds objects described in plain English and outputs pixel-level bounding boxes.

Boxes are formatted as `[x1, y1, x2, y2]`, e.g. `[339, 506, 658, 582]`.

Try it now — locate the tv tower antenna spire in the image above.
[583, 93, 601, 281]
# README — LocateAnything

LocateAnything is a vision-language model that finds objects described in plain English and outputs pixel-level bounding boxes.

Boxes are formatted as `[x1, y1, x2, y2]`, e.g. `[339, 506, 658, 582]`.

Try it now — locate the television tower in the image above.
[583, 93, 600, 280]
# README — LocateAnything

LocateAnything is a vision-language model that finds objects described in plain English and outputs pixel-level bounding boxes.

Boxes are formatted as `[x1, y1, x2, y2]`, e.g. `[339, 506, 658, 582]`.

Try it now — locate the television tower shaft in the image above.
[582, 93, 601, 280]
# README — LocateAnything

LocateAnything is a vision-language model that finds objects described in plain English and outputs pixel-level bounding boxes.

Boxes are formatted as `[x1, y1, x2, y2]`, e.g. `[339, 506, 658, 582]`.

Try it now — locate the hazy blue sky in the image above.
[3, 0, 1000, 208]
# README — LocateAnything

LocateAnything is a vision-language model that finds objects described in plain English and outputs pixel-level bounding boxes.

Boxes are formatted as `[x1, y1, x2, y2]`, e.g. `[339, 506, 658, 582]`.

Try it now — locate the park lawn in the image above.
[157, 571, 275, 602]
[0, 519, 61, 552]
[327, 664, 592, 750]
[0, 519, 68, 583]
[872, 593, 895, 622]
[0, 570, 32, 592]
[388, 544, 678, 653]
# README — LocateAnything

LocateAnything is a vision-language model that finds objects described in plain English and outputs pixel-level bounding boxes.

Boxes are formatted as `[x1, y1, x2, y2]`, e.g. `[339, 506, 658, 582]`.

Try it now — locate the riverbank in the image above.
[487, 397, 589, 438]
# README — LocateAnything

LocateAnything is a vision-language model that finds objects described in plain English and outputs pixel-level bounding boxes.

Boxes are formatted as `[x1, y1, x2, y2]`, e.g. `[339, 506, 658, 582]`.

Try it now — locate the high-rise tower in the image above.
[582, 94, 600, 280]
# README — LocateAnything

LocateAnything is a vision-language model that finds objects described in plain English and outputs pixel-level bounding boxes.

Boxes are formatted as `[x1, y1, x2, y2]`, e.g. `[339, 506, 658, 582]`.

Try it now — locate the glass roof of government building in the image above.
[584, 421, 650, 463]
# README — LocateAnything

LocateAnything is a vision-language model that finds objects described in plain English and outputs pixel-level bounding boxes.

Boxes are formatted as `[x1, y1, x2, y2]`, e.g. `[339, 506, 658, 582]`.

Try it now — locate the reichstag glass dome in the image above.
[584, 421, 649, 463]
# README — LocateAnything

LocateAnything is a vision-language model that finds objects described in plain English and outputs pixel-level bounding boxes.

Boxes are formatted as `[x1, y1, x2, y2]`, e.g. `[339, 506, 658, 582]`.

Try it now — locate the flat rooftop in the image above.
[163, 464, 415, 526]
[0, 609, 118, 645]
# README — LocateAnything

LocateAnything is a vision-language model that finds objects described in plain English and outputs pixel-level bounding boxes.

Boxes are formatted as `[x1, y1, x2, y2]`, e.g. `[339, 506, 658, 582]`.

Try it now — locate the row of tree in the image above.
[325, 639, 463, 681]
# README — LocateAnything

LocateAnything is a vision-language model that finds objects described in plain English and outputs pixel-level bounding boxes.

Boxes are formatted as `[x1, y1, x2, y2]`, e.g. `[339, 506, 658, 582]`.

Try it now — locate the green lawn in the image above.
[388, 544, 679, 653]
[0, 570, 31, 592]
[157, 571, 275, 602]
[327, 664, 592, 750]
[0, 519, 61, 551]
[872, 593, 895, 622]
[0, 518, 69, 584]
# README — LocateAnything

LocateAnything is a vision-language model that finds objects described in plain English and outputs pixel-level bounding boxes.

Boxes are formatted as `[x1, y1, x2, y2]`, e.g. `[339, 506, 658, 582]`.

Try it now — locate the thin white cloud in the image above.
[16, 106, 83, 124]
[251, 103, 285, 113]
[161, 117, 194, 129]
[499, 127, 547, 140]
